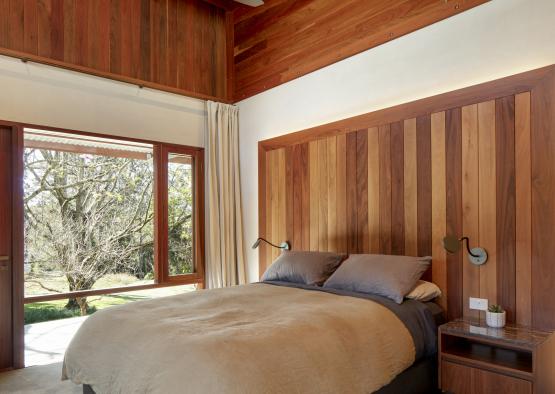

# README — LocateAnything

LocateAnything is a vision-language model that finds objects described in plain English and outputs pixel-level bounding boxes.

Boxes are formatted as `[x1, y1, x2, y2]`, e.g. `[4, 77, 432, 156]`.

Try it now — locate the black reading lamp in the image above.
[442, 236, 488, 265]
[252, 237, 290, 251]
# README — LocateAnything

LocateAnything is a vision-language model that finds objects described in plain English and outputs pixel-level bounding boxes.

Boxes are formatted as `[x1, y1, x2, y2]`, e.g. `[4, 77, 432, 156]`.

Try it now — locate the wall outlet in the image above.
[469, 297, 488, 311]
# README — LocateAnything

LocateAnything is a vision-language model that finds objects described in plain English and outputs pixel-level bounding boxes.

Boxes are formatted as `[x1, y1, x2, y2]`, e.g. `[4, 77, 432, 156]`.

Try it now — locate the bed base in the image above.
[82, 355, 438, 394]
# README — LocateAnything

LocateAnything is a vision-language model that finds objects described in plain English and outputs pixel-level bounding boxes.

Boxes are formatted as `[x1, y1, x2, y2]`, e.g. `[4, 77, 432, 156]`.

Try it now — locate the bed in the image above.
[63, 280, 441, 394]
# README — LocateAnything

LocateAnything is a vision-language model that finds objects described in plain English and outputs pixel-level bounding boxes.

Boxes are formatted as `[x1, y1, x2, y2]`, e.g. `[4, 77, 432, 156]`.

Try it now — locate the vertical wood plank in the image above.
[346, 132, 358, 253]
[62, 0, 75, 63]
[50, 0, 64, 60]
[277, 148, 286, 261]
[478, 100, 497, 309]
[404, 119, 418, 256]
[264, 150, 273, 270]
[531, 72, 555, 330]
[496, 95, 516, 323]
[309, 140, 319, 251]
[37, 0, 52, 58]
[8, 0, 24, 51]
[368, 127, 380, 253]
[336, 134, 347, 253]
[110, 0, 123, 74]
[515, 91, 531, 327]
[391, 121, 404, 255]
[74, 0, 88, 66]
[462, 104, 480, 319]
[300, 143, 310, 251]
[285, 146, 294, 250]
[379, 124, 392, 254]
[327, 137, 337, 252]
[356, 130, 369, 253]
[417, 114, 432, 281]
[431, 111, 447, 310]
[446, 107, 463, 320]
[24, 0, 38, 54]
[292, 144, 303, 250]
[318, 139, 328, 251]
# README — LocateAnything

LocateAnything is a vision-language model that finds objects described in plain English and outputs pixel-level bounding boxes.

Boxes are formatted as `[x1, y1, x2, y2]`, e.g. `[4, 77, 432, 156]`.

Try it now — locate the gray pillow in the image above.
[323, 254, 432, 303]
[261, 251, 347, 286]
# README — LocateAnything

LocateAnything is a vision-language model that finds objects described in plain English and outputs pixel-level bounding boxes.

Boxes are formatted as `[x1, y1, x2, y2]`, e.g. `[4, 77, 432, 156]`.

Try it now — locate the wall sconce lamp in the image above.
[442, 236, 488, 266]
[252, 237, 290, 251]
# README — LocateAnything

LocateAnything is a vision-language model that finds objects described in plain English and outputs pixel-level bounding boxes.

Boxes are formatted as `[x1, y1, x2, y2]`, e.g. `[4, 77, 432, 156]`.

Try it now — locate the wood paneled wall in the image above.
[259, 65, 555, 330]
[0, 0, 228, 101]
[233, 0, 489, 101]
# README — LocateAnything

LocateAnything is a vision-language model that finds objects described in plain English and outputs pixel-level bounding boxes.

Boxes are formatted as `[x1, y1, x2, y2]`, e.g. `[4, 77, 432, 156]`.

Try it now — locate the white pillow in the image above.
[406, 280, 442, 302]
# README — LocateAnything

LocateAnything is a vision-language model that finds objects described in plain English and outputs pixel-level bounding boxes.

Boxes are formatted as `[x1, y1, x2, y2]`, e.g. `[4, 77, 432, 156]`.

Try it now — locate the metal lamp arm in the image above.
[459, 236, 480, 258]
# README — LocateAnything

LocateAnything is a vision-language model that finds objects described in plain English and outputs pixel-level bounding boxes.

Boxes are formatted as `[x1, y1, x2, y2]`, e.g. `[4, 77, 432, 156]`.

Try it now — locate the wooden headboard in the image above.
[258, 65, 555, 330]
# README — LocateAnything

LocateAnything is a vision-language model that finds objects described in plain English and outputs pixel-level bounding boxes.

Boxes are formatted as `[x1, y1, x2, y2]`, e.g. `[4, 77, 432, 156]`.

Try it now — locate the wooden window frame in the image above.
[6, 122, 205, 304]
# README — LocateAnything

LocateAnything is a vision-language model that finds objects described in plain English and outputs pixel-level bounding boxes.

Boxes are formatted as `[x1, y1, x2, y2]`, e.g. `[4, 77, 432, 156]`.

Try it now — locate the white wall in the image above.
[238, 0, 555, 282]
[0, 55, 206, 146]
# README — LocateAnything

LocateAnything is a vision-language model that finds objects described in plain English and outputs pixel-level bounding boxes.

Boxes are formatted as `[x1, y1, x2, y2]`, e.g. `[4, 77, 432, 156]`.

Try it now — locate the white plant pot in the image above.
[486, 311, 506, 328]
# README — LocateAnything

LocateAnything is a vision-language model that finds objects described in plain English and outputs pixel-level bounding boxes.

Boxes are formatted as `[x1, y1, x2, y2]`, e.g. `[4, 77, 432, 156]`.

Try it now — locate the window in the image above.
[23, 128, 204, 306]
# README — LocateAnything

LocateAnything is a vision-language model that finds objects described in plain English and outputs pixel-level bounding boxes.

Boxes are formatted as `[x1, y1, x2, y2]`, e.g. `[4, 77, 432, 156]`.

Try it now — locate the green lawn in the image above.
[24, 284, 196, 324]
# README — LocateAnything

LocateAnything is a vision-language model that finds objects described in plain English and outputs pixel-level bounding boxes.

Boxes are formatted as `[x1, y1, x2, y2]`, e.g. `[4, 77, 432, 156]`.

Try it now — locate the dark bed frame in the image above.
[82, 355, 439, 394]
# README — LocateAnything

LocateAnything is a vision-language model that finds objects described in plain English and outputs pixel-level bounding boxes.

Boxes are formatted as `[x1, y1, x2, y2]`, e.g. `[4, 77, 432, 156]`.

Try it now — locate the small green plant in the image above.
[488, 304, 504, 313]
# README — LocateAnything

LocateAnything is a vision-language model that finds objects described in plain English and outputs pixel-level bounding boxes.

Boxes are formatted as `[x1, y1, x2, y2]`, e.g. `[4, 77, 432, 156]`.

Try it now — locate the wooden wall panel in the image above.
[378, 125, 392, 255]
[515, 92, 531, 327]
[367, 128, 380, 254]
[478, 101, 497, 310]
[496, 96, 516, 323]
[390, 122, 404, 256]
[461, 104, 480, 319]
[416, 115, 432, 281]
[431, 111, 447, 310]
[0, 0, 228, 101]
[403, 119, 417, 258]
[232, 0, 488, 100]
[259, 66, 555, 330]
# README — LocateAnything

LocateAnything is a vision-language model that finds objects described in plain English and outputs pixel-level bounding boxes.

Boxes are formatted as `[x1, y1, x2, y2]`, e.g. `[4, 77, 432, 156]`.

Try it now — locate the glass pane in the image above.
[168, 153, 194, 275]
[23, 129, 155, 298]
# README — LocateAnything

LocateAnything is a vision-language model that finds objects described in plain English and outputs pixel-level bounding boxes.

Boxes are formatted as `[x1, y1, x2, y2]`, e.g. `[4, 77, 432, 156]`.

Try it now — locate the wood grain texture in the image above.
[336, 135, 347, 253]
[431, 111, 447, 310]
[496, 95, 516, 323]
[0, 0, 228, 101]
[232, 0, 489, 100]
[309, 140, 319, 251]
[367, 127, 380, 254]
[478, 101, 497, 310]
[445, 107, 463, 320]
[462, 104, 480, 319]
[416, 115, 432, 281]
[390, 122, 404, 255]
[259, 66, 555, 329]
[379, 125, 392, 255]
[515, 92, 531, 327]
[346, 132, 358, 253]
[327, 137, 337, 252]
[356, 130, 369, 253]
[403, 119, 417, 257]
[531, 70, 555, 330]
[317, 138, 328, 251]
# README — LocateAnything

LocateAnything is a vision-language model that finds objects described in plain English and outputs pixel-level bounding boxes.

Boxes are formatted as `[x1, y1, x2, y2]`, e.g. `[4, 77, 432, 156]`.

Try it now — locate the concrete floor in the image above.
[25, 316, 87, 367]
[0, 362, 81, 394]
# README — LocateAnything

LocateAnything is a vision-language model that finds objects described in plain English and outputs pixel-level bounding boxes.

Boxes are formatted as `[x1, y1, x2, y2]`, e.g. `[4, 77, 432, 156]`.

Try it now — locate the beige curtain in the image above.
[205, 101, 247, 288]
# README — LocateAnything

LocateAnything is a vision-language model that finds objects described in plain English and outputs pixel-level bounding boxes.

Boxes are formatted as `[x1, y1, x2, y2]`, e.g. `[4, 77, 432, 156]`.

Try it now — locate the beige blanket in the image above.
[63, 284, 415, 394]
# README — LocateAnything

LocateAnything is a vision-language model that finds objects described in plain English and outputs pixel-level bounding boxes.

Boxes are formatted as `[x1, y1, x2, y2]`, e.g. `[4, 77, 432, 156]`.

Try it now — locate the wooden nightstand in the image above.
[438, 319, 555, 394]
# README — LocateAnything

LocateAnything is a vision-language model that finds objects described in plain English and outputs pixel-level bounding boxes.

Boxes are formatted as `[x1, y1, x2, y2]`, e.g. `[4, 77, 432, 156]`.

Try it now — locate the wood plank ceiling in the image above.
[232, 0, 490, 101]
[0, 0, 488, 103]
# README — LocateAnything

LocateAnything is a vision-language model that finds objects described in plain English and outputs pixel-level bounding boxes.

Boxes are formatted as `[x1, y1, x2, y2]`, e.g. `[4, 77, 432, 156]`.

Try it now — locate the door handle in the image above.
[0, 256, 8, 271]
